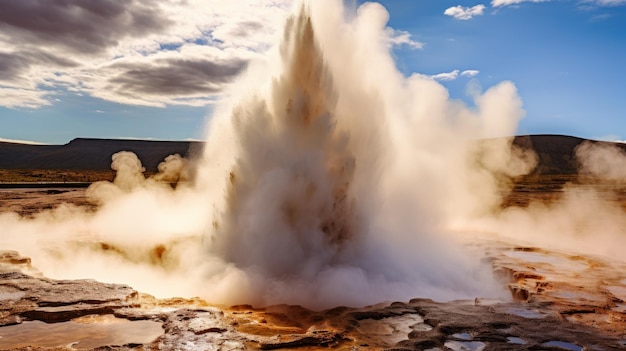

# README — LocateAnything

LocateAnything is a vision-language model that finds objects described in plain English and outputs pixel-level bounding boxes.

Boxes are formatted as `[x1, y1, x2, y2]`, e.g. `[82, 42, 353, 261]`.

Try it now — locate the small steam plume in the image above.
[469, 139, 626, 260]
[0, 0, 559, 308]
[576, 141, 626, 181]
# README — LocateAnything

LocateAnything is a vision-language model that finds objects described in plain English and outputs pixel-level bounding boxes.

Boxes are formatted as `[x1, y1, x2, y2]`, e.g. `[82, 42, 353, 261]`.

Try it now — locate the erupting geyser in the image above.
[207, 10, 360, 275]
[0, 0, 536, 308]
[194, 1, 532, 307]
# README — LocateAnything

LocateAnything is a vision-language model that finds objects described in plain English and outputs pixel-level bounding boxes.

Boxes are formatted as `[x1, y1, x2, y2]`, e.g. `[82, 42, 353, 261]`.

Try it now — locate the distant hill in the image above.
[0, 138, 203, 172]
[1, 135, 625, 175]
[512, 134, 626, 175]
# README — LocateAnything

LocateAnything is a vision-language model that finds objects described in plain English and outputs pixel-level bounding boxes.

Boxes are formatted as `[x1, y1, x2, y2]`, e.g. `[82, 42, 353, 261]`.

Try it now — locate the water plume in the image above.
[0, 1, 538, 308]
[192, 1, 531, 307]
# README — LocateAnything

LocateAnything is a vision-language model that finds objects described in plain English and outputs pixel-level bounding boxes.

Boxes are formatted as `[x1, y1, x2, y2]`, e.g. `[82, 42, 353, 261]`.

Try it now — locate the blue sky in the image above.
[0, 0, 624, 144]
[381, 0, 626, 140]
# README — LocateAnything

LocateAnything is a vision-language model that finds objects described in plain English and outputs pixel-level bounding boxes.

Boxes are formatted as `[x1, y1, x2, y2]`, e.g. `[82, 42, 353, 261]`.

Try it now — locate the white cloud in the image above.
[426, 69, 480, 81]
[491, 0, 547, 7]
[0, 86, 54, 109]
[431, 70, 460, 81]
[444, 5, 486, 20]
[386, 28, 424, 49]
[461, 69, 480, 77]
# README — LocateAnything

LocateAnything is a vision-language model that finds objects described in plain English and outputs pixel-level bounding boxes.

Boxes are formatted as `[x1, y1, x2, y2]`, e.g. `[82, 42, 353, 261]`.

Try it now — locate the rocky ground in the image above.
[1, 245, 625, 351]
[0, 189, 625, 350]
[0, 188, 95, 217]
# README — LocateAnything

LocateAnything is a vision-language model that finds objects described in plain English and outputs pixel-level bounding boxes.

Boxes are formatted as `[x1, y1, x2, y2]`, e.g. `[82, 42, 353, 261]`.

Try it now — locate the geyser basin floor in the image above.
[1, 244, 626, 350]
[0, 188, 94, 217]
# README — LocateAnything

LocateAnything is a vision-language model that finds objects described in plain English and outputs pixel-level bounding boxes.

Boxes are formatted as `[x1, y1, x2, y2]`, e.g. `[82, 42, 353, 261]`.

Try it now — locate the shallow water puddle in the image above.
[444, 340, 486, 351]
[540, 340, 583, 351]
[506, 307, 546, 319]
[451, 332, 472, 340]
[507, 336, 526, 344]
[0, 314, 163, 349]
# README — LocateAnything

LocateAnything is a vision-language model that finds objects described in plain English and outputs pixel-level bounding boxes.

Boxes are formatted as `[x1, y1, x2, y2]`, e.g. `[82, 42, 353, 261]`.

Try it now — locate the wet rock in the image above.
[0, 245, 625, 351]
[257, 330, 341, 350]
[0, 255, 139, 327]
[154, 308, 247, 350]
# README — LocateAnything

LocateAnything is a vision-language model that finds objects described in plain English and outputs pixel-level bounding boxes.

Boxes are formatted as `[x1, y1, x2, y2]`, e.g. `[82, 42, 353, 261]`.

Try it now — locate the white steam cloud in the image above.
[575, 141, 626, 181]
[466, 139, 626, 261]
[3, 0, 622, 309]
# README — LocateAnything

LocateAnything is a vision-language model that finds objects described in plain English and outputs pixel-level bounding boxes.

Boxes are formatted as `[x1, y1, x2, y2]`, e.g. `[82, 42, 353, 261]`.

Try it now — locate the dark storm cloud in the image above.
[0, 52, 29, 81]
[0, 0, 291, 108]
[20, 49, 78, 67]
[0, 49, 77, 82]
[108, 58, 247, 96]
[0, 0, 170, 54]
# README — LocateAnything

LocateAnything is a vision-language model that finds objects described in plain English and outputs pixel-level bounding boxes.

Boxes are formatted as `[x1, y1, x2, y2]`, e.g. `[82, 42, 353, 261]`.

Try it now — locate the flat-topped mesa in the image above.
[0, 137, 200, 171]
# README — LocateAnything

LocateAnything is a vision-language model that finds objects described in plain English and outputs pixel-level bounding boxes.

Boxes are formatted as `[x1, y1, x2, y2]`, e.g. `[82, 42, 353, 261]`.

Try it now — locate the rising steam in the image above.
[191, 1, 533, 306]
[4, 0, 613, 309]
[470, 140, 626, 260]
